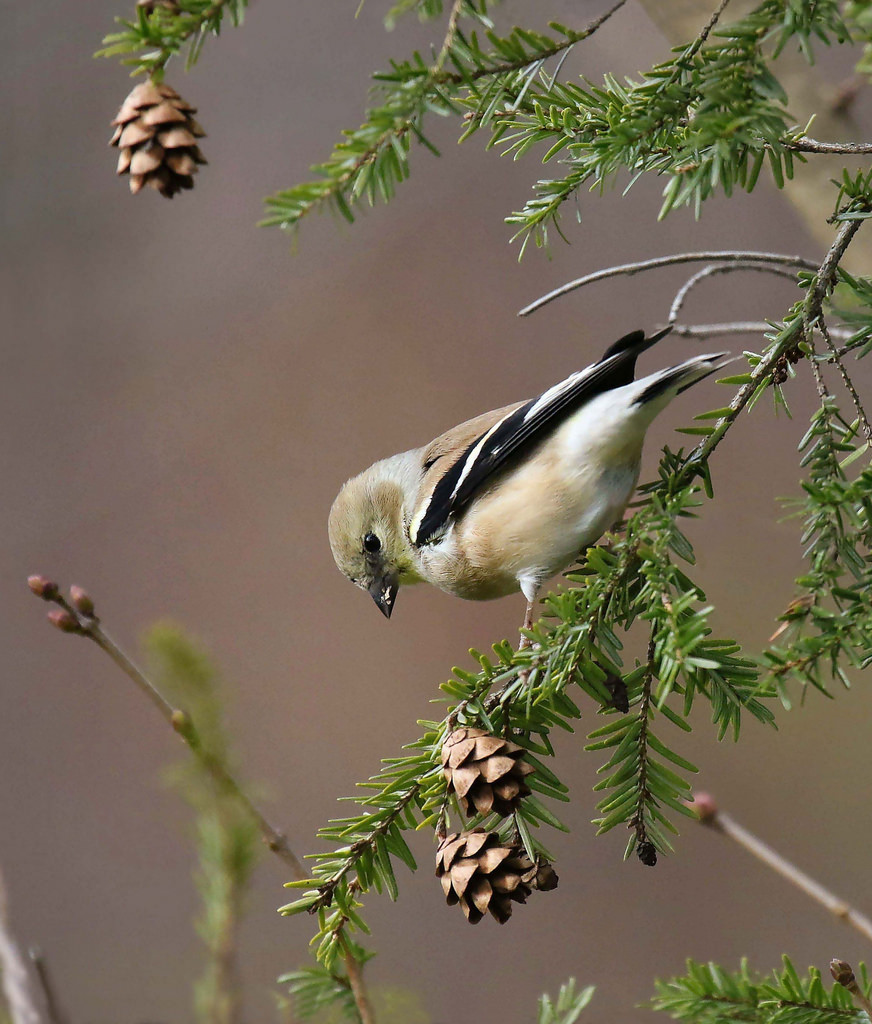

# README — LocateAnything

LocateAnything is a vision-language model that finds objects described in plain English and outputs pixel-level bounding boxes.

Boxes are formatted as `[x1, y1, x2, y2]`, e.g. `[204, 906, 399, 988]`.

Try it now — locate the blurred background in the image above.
[5, 2, 872, 1022]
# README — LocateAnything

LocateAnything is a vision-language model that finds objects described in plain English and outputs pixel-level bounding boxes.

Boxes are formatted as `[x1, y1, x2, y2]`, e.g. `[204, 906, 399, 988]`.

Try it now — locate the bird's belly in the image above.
[419, 460, 639, 600]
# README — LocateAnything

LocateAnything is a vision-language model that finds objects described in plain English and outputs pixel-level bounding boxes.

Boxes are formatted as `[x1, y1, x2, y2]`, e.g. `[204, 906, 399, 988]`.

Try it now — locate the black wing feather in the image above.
[412, 326, 671, 546]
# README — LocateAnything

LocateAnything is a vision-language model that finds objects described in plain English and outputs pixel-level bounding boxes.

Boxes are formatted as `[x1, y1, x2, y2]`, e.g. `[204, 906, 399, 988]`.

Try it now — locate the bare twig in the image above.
[28, 580, 377, 1024]
[0, 868, 42, 1024]
[819, 319, 872, 445]
[689, 794, 872, 945]
[42, 588, 307, 879]
[91, 616, 308, 878]
[788, 138, 872, 155]
[670, 321, 853, 341]
[339, 934, 376, 1024]
[518, 251, 818, 317]
[668, 263, 801, 325]
[27, 949, 65, 1024]
[830, 960, 872, 1016]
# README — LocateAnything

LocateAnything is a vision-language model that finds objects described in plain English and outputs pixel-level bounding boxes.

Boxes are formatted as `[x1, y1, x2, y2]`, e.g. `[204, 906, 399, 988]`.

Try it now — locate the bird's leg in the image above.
[519, 597, 535, 651]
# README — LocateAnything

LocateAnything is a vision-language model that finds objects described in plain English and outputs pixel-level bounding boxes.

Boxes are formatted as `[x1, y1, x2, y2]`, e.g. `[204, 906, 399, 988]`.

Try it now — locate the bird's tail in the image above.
[633, 351, 732, 407]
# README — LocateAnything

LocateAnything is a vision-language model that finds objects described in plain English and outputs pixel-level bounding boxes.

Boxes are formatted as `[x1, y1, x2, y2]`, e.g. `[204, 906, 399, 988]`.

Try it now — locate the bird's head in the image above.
[328, 455, 421, 619]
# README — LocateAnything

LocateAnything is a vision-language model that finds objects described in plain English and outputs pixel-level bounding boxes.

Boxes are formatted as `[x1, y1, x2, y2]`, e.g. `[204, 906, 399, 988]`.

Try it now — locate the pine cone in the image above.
[109, 81, 206, 198]
[441, 727, 534, 817]
[435, 829, 557, 924]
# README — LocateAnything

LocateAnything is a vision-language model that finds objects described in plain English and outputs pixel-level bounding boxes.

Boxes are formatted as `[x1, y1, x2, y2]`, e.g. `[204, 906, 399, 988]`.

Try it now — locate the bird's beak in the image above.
[369, 571, 399, 619]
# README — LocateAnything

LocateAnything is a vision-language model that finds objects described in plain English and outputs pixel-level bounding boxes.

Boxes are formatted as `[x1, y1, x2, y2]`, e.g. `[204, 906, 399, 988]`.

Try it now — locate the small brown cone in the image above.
[109, 80, 206, 198]
[441, 727, 534, 817]
[435, 829, 557, 924]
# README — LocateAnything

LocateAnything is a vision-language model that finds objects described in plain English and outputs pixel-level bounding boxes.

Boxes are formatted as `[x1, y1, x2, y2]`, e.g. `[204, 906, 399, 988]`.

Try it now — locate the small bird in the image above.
[328, 327, 727, 620]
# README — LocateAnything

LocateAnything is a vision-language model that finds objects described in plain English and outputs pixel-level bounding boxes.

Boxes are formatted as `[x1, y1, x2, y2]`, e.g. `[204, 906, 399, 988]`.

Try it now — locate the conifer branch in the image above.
[683, 218, 866, 474]
[689, 794, 872, 945]
[432, 0, 630, 85]
[97, 0, 247, 75]
[262, 2, 635, 231]
[629, 636, 658, 867]
[653, 956, 870, 1024]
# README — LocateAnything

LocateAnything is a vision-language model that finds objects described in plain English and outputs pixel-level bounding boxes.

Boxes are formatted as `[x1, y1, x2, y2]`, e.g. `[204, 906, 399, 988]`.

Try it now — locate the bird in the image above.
[328, 327, 728, 622]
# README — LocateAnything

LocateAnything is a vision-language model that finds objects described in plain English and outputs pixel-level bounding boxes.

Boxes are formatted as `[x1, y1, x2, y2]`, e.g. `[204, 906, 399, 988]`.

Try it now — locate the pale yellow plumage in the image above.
[328, 330, 727, 618]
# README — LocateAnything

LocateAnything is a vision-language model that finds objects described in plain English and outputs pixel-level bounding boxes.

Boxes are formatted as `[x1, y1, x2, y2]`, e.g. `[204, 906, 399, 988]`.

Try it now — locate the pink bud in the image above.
[47, 609, 80, 634]
[687, 792, 719, 823]
[28, 576, 59, 601]
[69, 585, 95, 617]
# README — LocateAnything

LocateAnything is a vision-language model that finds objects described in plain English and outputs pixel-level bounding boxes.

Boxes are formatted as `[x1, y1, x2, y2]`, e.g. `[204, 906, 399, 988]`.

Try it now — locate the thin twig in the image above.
[27, 949, 65, 1024]
[0, 868, 42, 1024]
[435, 0, 629, 85]
[788, 138, 872, 155]
[683, 0, 732, 58]
[30, 582, 377, 1024]
[690, 796, 872, 945]
[819, 318, 872, 444]
[518, 251, 819, 317]
[808, 336, 833, 404]
[432, 0, 463, 74]
[683, 220, 864, 472]
[339, 934, 376, 1024]
[670, 321, 853, 341]
[668, 263, 801, 325]
[86, 615, 309, 880]
[808, 221, 862, 324]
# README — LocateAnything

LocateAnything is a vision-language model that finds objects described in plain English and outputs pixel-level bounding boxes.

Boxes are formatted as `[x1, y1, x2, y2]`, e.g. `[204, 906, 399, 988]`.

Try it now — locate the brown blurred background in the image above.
[5, 2, 872, 1022]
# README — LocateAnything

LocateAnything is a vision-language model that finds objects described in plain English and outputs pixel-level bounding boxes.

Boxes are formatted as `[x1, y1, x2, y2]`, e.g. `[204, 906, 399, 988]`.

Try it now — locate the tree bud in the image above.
[28, 576, 59, 601]
[48, 609, 80, 633]
[171, 709, 191, 735]
[69, 585, 95, 617]
[686, 791, 719, 823]
[830, 960, 856, 989]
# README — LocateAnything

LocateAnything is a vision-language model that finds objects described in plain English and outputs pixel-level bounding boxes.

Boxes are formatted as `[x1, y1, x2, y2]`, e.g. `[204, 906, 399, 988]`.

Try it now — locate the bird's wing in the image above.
[409, 328, 670, 547]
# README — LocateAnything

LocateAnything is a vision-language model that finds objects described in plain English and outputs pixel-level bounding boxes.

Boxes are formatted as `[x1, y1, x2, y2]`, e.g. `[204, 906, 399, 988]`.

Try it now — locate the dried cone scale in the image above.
[110, 80, 206, 198]
[441, 727, 534, 817]
[436, 829, 557, 924]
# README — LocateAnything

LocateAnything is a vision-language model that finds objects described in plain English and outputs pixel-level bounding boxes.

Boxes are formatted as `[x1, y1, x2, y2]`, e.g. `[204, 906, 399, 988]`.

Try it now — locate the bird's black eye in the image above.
[363, 532, 381, 553]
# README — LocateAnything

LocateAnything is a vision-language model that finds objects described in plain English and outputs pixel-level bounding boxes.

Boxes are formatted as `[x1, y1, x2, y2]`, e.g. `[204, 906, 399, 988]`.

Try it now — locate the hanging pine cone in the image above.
[109, 80, 206, 198]
[441, 727, 534, 817]
[435, 829, 557, 924]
